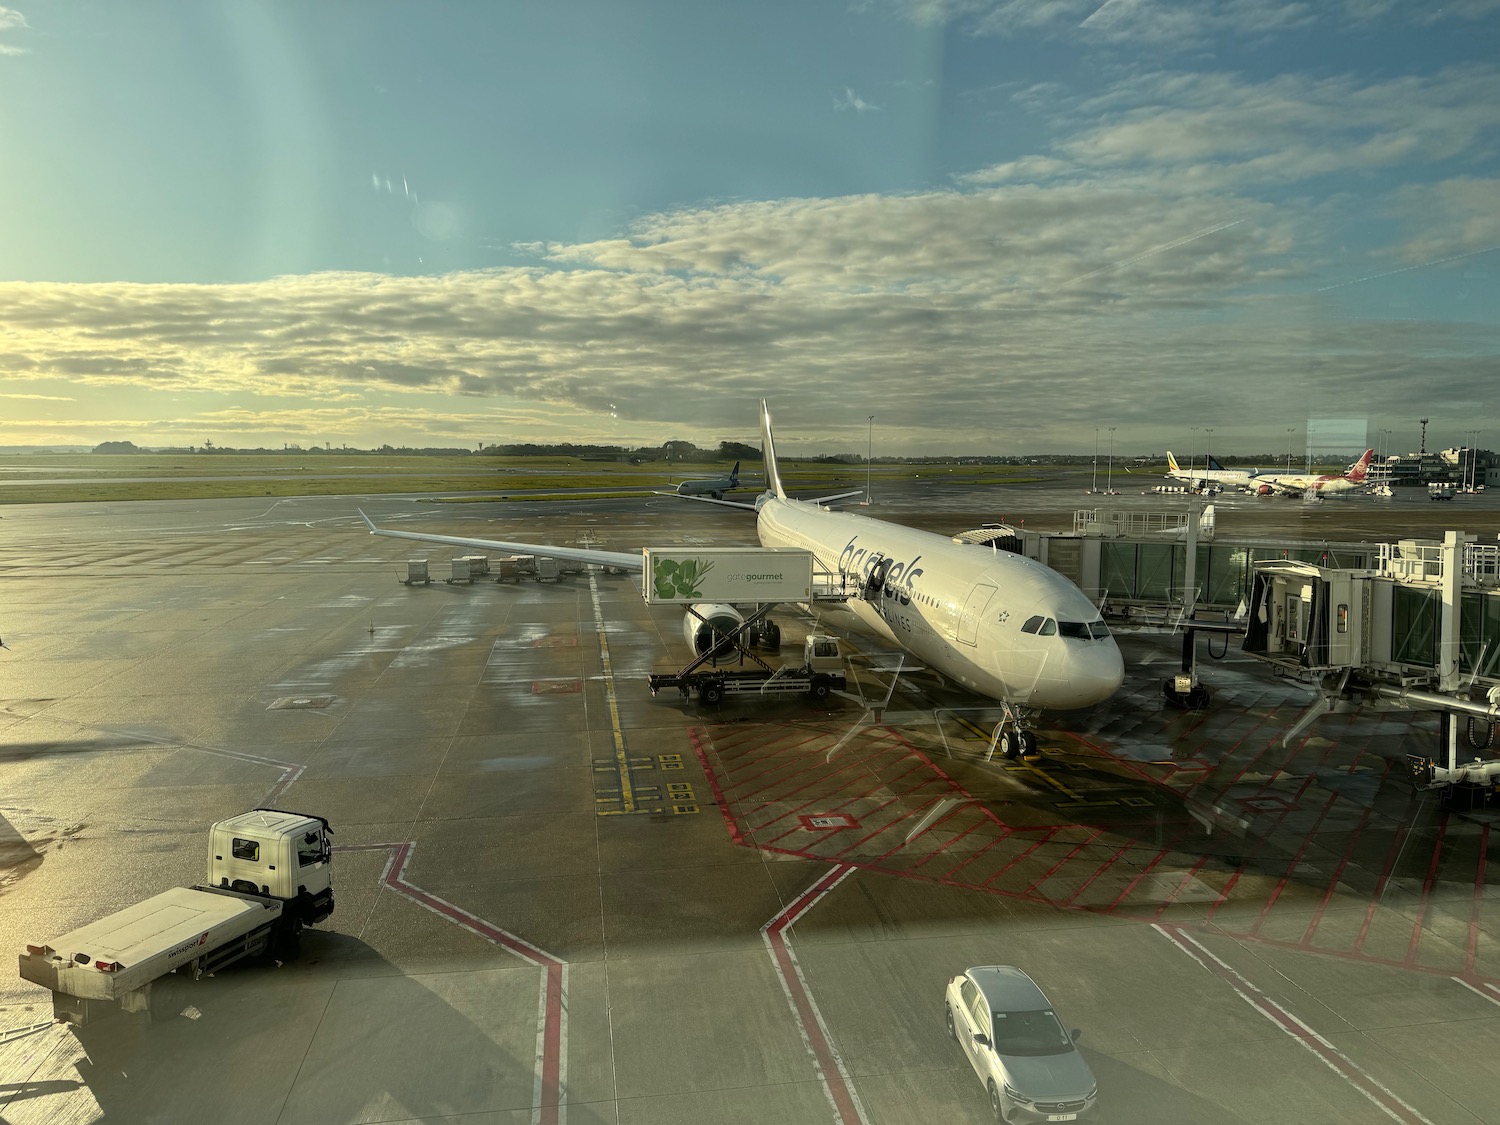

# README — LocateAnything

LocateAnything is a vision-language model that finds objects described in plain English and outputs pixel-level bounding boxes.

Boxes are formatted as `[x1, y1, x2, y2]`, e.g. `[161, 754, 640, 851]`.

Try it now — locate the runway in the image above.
[2, 488, 1498, 1124]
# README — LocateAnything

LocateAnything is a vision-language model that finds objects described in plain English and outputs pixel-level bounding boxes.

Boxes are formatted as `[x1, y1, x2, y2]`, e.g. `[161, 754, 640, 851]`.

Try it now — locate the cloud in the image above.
[0, 392, 73, 401]
[834, 87, 881, 113]
[1, 60, 1495, 452]
[958, 66, 1500, 195]
[0, 4, 27, 54]
[866, 0, 1495, 49]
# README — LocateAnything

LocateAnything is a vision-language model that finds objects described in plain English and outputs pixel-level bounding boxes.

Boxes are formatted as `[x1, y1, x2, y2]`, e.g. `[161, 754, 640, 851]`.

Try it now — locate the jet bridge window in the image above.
[231, 838, 260, 862]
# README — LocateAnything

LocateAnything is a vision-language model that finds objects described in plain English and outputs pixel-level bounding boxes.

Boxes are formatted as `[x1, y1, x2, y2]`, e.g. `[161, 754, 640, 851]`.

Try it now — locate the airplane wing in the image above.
[358, 510, 645, 571]
[1253, 476, 1301, 496]
[656, 491, 760, 510]
[805, 489, 865, 505]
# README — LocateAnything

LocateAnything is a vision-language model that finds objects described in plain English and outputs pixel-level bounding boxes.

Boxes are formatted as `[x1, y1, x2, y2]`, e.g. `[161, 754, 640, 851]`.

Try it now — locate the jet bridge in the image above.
[1242, 531, 1500, 807]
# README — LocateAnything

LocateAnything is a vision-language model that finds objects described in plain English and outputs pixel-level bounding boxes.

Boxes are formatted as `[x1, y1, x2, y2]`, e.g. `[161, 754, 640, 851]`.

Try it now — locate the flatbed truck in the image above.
[19, 808, 334, 1026]
[649, 634, 847, 705]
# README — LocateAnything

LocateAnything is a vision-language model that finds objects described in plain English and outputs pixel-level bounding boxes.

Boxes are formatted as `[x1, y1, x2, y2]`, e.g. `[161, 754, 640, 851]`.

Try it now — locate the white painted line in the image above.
[1154, 925, 1433, 1125]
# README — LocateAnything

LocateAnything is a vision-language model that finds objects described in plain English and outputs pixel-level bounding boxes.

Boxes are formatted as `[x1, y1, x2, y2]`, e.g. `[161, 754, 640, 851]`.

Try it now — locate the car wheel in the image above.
[945, 1005, 957, 1040]
[987, 1080, 1005, 1121]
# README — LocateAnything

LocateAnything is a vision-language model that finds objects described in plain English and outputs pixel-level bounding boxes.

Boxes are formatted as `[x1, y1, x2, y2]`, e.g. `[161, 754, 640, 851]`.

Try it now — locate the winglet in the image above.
[358, 509, 377, 532]
[760, 400, 786, 499]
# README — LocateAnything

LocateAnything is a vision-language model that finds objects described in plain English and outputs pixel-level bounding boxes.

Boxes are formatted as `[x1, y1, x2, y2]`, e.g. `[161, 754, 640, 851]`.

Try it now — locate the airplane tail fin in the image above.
[1207, 453, 1227, 471]
[729, 461, 740, 485]
[1347, 449, 1375, 482]
[760, 401, 786, 499]
[1166, 451, 1181, 473]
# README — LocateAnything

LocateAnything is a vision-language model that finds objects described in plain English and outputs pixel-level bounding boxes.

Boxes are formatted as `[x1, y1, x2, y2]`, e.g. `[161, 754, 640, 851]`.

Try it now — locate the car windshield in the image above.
[990, 1008, 1074, 1056]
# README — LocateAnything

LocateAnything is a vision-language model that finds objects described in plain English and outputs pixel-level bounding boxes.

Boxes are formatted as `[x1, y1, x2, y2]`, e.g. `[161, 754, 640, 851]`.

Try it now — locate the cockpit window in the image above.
[1058, 620, 1111, 640]
[1038, 618, 1057, 636]
[1021, 615, 1044, 634]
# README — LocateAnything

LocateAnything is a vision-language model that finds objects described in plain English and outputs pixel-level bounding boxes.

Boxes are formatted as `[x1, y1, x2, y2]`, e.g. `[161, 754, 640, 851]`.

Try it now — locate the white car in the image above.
[944, 966, 1098, 1123]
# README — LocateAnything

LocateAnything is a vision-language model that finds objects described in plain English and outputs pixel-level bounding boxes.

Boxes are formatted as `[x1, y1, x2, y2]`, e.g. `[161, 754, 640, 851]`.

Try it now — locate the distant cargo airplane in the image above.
[359, 401, 1125, 755]
[1165, 451, 1259, 492]
[1252, 449, 1376, 496]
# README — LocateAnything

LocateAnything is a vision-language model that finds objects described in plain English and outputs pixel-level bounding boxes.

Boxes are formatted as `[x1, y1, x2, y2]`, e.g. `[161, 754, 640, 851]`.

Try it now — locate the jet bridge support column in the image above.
[1163, 499, 1213, 710]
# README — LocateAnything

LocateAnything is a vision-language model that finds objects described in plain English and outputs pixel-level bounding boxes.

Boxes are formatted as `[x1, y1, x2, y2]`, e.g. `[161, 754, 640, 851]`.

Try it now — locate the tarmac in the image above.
[1, 483, 1498, 1125]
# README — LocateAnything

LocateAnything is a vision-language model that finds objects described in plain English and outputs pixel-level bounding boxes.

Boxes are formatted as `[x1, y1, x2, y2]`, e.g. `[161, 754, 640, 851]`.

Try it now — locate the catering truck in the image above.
[18, 808, 333, 1026]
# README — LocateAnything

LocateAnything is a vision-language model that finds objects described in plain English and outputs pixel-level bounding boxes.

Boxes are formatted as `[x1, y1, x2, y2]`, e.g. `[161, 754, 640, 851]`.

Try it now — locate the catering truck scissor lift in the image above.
[18, 808, 334, 1026]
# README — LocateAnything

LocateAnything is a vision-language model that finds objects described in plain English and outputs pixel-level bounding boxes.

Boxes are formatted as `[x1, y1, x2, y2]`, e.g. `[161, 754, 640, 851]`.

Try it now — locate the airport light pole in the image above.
[866, 415, 874, 504]
[1107, 427, 1116, 493]
[1203, 428, 1213, 480]
[1190, 427, 1199, 485]
[1286, 426, 1295, 473]
[1092, 428, 1100, 492]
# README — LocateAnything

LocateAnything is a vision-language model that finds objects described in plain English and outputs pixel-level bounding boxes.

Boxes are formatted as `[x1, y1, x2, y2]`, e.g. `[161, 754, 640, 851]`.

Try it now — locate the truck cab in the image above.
[805, 634, 843, 673]
[209, 808, 334, 924]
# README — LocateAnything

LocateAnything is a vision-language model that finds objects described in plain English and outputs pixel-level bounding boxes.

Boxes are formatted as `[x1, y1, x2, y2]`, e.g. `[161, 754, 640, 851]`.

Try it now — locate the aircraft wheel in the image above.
[1018, 730, 1039, 759]
[1000, 730, 1020, 759]
[760, 621, 781, 650]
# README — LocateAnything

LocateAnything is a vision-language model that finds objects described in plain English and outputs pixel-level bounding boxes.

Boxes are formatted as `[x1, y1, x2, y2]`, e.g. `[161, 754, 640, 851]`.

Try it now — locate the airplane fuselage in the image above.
[756, 496, 1123, 710]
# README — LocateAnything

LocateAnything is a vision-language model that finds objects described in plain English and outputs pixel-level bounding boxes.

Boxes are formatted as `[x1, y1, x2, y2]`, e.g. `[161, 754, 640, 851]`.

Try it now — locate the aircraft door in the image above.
[956, 584, 997, 646]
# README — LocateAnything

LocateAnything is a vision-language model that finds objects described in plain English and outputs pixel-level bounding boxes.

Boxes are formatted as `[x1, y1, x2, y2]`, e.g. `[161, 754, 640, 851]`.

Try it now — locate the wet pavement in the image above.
[1, 488, 1498, 1124]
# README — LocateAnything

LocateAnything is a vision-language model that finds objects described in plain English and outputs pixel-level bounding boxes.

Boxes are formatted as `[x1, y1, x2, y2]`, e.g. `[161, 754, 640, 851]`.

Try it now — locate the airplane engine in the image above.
[1258, 484, 1274, 496]
[683, 603, 744, 660]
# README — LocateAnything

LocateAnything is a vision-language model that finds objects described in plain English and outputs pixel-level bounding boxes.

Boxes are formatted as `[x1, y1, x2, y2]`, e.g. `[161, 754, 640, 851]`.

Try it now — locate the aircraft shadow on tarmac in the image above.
[5, 933, 606, 1125]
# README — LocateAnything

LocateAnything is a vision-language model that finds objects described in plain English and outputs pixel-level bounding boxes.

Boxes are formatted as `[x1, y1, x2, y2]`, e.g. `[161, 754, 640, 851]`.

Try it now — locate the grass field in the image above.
[0, 453, 1043, 504]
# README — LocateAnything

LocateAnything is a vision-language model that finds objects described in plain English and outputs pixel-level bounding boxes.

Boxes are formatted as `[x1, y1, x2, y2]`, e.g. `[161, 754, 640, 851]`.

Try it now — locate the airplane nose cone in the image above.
[1075, 641, 1126, 705]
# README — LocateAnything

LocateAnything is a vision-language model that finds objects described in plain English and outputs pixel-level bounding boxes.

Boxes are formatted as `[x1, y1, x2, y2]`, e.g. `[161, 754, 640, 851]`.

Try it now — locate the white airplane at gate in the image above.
[1165, 451, 1258, 491]
[359, 401, 1124, 750]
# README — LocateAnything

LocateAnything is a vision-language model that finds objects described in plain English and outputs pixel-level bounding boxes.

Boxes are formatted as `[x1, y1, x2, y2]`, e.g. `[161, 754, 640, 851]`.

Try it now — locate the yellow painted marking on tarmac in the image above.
[1007, 761, 1081, 799]
[589, 573, 636, 814]
[658, 754, 684, 771]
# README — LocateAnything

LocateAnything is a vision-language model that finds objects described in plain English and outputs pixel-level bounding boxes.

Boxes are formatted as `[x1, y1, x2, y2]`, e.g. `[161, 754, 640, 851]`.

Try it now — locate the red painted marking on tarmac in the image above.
[763, 865, 870, 1125]
[1354, 819, 1414, 955]
[1466, 824, 1489, 978]
[1155, 924, 1435, 1125]
[1021, 827, 1107, 897]
[873, 798, 977, 865]
[972, 828, 1056, 888]
[928, 831, 1010, 880]
[1300, 805, 1375, 947]
[1406, 810, 1450, 968]
[690, 728, 746, 845]
[1062, 840, 1136, 907]
[335, 842, 568, 1125]
[1105, 848, 1171, 910]
[1249, 789, 1341, 938]
[1150, 854, 1211, 920]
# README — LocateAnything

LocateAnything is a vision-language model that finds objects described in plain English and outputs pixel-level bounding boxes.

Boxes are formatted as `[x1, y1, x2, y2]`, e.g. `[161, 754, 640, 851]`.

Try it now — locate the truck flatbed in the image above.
[20, 885, 281, 1003]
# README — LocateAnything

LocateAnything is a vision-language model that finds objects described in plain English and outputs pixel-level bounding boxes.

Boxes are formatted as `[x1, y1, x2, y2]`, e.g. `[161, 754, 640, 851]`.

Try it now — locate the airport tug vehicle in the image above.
[19, 809, 334, 1026]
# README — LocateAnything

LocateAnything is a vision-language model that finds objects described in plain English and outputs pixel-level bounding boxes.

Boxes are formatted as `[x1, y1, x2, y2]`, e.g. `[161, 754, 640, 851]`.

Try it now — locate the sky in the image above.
[1, 0, 1497, 456]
